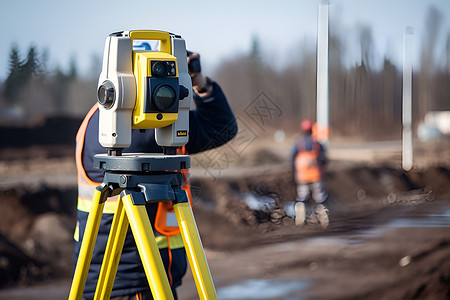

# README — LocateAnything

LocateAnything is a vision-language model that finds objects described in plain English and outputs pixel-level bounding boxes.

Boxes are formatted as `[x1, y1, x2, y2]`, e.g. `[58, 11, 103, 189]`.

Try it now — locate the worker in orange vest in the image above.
[285, 119, 329, 228]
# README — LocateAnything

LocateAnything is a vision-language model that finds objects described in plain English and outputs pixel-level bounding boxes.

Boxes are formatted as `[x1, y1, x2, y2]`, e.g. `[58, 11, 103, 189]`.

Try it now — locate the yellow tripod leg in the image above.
[174, 201, 217, 300]
[121, 192, 174, 300]
[69, 185, 109, 300]
[94, 195, 129, 300]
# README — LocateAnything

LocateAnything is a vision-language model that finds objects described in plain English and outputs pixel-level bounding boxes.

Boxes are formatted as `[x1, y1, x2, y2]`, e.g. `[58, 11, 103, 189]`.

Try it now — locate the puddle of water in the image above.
[217, 279, 308, 300]
[352, 206, 450, 241]
[387, 208, 450, 228]
[303, 205, 450, 247]
[307, 236, 363, 246]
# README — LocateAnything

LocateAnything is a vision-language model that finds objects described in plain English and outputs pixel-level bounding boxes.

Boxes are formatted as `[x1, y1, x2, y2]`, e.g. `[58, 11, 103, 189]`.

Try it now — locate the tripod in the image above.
[68, 153, 217, 300]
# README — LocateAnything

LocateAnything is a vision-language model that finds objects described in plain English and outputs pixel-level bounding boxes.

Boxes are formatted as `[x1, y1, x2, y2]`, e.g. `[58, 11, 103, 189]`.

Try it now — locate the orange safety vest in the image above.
[294, 138, 321, 183]
[75, 104, 191, 250]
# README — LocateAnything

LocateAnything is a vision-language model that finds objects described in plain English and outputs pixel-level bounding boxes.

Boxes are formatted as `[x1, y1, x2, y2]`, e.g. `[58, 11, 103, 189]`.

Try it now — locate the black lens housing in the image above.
[97, 80, 115, 109]
[145, 77, 180, 113]
[153, 84, 176, 111]
[152, 61, 167, 77]
[151, 60, 176, 77]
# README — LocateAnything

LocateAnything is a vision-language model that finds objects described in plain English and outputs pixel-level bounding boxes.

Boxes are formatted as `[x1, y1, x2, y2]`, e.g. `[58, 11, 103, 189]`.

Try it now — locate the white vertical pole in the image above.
[402, 27, 414, 171]
[316, 0, 330, 144]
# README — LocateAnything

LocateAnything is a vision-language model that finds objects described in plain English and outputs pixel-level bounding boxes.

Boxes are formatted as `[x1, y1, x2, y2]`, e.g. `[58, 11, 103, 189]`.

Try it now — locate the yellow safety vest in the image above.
[75, 104, 191, 250]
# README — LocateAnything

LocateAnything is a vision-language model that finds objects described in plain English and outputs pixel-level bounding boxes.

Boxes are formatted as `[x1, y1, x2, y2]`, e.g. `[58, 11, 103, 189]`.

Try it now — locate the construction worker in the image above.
[285, 119, 329, 228]
[74, 52, 237, 300]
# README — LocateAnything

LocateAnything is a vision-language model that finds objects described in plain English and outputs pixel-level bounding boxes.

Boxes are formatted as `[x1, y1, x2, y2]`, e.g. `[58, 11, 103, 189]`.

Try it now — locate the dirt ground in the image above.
[0, 138, 450, 299]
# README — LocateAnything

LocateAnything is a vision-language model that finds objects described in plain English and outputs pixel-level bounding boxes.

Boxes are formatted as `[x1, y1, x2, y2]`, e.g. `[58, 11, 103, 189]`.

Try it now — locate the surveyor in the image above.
[74, 51, 237, 300]
[285, 119, 329, 228]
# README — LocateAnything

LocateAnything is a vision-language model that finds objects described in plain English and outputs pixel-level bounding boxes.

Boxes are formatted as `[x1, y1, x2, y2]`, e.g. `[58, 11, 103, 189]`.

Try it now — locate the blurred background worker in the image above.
[285, 119, 329, 228]
[74, 51, 238, 300]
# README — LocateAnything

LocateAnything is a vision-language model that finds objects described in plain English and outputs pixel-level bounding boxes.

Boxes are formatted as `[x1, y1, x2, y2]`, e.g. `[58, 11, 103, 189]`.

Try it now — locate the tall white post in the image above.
[316, 0, 330, 144]
[402, 27, 414, 171]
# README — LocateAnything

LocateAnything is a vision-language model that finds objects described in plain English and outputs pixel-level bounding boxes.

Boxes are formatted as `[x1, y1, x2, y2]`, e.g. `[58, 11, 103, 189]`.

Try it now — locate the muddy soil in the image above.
[1, 139, 450, 299]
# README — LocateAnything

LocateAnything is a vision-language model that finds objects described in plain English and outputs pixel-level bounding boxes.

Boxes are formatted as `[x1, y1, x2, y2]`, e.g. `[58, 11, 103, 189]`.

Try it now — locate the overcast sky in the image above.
[1, 0, 449, 80]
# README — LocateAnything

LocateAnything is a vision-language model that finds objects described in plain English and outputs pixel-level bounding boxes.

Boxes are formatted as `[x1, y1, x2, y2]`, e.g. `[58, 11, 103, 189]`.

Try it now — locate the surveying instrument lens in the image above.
[152, 61, 168, 77]
[153, 85, 176, 111]
[97, 80, 115, 108]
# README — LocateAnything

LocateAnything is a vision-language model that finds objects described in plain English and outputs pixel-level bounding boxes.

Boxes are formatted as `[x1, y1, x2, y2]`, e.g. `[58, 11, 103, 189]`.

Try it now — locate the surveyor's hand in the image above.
[187, 51, 212, 96]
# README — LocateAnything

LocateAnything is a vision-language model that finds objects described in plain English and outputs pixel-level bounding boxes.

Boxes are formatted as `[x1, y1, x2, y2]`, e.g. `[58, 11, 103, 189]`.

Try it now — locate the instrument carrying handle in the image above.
[129, 30, 171, 54]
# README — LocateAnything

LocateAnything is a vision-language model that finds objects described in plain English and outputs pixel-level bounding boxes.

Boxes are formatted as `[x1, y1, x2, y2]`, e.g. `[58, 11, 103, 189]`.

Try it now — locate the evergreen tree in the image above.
[3, 45, 23, 104]
[249, 34, 262, 64]
[22, 45, 38, 82]
[3, 45, 41, 105]
[248, 35, 264, 93]
[68, 55, 78, 79]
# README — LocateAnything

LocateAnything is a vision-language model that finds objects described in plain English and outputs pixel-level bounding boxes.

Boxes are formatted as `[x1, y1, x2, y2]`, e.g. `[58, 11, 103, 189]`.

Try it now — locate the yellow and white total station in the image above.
[97, 30, 191, 155]
[68, 30, 217, 300]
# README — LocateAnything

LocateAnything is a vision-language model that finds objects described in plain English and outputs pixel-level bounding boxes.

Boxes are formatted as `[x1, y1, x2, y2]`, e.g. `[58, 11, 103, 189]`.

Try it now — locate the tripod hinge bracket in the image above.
[122, 190, 147, 205]
[137, 183, 176, 204]
[96, 183, 113, 204]
[173, 188, 189, 204]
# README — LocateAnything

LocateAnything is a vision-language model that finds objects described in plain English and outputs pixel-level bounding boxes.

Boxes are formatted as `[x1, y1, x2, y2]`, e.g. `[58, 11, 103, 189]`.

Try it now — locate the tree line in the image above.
[0, 45, 96, 121]
[1, 6, 449, 140]
[214, 6, 450, 140]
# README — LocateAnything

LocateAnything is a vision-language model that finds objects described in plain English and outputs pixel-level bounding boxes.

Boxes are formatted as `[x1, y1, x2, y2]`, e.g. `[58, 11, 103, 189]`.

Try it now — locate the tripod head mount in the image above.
[94, 153, 190, 173]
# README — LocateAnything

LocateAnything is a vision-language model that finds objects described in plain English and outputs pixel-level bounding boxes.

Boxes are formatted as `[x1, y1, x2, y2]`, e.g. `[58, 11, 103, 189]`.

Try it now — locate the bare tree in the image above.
[358, 25, 375, 70]
[419, 6, 443, 116]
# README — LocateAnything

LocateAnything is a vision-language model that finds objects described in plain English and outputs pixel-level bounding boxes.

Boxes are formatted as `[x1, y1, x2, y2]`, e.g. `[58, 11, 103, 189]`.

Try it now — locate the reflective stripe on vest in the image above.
[295, 139, 321, 183]
[75, 103, 191, 249]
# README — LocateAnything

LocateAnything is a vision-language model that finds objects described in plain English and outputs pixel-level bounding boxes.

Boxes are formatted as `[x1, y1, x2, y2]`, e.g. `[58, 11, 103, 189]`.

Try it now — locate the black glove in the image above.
[187, 51, 212, 95]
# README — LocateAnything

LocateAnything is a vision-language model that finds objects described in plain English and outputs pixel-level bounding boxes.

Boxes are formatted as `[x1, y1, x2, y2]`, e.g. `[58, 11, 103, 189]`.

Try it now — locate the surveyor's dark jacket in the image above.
[74, 81, 237, 299]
